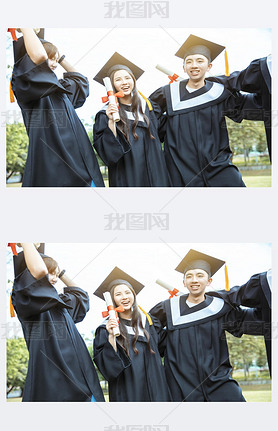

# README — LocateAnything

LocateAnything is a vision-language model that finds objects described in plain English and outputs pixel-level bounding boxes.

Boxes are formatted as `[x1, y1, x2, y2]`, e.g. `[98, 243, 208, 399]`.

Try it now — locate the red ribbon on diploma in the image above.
[102, 90, 125, 104]
[102, 304, 125, 318]
[8, 243, 18, 256]
[168, 74, 179, 84]
[169, 288, 179, 298]
[7, 28, 18, 41]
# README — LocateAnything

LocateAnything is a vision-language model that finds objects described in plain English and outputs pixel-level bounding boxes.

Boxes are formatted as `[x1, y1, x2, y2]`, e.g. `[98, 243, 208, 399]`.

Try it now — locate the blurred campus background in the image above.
[6, 28, 271, 187]
[6, 242, 271, 401]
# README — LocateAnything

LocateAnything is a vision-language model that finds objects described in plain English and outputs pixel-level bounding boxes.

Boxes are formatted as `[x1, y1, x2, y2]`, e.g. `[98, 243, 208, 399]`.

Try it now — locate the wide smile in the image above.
[121, 300, 131, 306]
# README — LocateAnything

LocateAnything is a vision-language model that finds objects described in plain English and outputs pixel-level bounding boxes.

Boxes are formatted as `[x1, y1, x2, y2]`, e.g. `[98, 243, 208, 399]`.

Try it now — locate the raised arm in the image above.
[19, 28, 48, 64]
[59, 270, 78, 287]
[20, 243, 48, 279]
[58, 57, 78, 73]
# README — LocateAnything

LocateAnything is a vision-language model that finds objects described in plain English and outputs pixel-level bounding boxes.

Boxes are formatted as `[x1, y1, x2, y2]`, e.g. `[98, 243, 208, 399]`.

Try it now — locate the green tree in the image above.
[227, 119, 267, 164]
[6, 337, 29, 396]
[226, 334, 268, 379]
[6, 122, 28, 181]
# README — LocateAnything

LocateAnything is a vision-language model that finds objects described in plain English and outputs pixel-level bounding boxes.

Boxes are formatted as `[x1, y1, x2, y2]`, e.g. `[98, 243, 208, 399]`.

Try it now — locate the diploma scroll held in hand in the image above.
[103, 291, 121, 337]
[156, 278, 185, 298]
[155, 64, 183, 84]
[103, 77, 121, 122]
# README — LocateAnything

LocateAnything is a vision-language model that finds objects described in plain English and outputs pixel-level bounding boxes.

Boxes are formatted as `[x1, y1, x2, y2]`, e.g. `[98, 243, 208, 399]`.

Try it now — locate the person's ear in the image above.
[207, 277, 213, 286]
[207, 63, 213, 72]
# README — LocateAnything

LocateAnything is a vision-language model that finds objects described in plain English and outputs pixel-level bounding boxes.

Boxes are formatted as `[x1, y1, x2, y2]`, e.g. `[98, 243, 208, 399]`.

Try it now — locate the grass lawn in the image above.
[8, 386, 271, 402]
[241, 168, 271, 187]
[241, 384, 271, 402]
[7, 168, 271, 188]
[7, 175, 271, 188]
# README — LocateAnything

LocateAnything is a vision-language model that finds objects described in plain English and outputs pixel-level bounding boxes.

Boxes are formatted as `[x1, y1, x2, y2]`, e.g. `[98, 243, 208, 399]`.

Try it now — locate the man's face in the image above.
[183, 268, 212, 296]
[183, 54, 212, 82]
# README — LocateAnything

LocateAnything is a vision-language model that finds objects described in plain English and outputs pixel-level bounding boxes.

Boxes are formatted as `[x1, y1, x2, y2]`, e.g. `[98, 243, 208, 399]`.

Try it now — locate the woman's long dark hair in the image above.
[109, 66, 155, 143]
[110, 281, 155, 357]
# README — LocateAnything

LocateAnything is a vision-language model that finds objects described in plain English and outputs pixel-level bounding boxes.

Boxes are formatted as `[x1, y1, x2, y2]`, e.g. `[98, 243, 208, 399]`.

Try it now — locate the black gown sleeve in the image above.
[93, 325, 131, 381]
[59, 72, 90, 108]
[59, 286, 90, 323]
[218, 57, 270, 94]
[11, 54, 71, 104]
[223, 90, 263, 122]
[149, 314, 167, 356]
[223, 306, 264, 337]
[93, 110, 131, 166]
[149, 86, 167, 113]
[224, 272, 271, 309]
[11, 268, 72, 319]
[149, 301, 167, 328]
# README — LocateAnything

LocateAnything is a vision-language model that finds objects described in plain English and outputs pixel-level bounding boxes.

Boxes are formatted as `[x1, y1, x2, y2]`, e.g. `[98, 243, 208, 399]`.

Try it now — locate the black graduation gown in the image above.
[211, 57, 272, 160]
[11, 54, 104, 187]
[93, 313, 171, 401]
[93, 98, 171, 187]
[149, 293, 263, 402]
[149, 80, 263, 187]
[11, 267, 104, 402]
[222, 271, 271, 374]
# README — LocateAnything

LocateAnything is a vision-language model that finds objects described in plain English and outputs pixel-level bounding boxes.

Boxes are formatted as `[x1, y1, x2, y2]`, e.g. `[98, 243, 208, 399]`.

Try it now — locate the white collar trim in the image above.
[170, 81, 224, 111]
[170, 295, 225, 326]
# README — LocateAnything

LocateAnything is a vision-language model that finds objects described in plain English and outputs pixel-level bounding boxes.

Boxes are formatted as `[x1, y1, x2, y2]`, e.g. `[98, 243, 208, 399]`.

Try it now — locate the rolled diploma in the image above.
[156, 278, 185, 296]
[103, 291, 120, 337]
[156, 64, 183, 81]
[103, 77, 120, 122]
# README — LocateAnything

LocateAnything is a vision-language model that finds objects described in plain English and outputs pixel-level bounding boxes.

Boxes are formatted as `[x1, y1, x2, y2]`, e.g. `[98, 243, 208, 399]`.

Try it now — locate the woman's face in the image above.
[113, 70, 134, 96]
[48, 53, 59, 71]
[113, 284, 135, 311]
[48, 266, 59, 285]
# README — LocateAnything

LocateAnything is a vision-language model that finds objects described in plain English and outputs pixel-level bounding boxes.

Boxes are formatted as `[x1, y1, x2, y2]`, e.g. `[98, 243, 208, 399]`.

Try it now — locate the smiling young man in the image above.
[150, 34, 263, 187]
[150, 249, 268, 402]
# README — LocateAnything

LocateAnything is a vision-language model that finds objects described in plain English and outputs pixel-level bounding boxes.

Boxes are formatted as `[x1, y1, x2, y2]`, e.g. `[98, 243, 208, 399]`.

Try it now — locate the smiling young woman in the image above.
[93, 52, 171, 187]
[93, 267, 171, 401]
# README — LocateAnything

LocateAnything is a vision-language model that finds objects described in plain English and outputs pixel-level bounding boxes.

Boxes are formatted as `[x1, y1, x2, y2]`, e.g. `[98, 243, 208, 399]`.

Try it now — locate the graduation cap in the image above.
[93, 52, 145, 85]
[175, 34, 229, 76]
[175, 249, 230, 290]
[93, 266, 145, 300]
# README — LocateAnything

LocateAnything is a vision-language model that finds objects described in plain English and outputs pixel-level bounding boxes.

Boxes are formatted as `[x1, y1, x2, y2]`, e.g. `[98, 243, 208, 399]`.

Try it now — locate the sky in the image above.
[6, 242, 271, 340]
[6, 27, 272, 125]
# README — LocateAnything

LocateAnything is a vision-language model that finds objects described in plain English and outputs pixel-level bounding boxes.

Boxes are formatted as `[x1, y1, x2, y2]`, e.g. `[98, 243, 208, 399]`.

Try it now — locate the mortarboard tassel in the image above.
[9, 79, 15, 103]
[138, 91, 153, 111]
[138, 305, 153, 325]
[224, 48, 230, 77]
[10, 295, 15, 317]
[224, 262, 230, 291]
